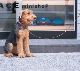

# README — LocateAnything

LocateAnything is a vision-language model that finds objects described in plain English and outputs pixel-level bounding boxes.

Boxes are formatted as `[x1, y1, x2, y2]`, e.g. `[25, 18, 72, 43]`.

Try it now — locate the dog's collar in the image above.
[17, 21, 28, 29]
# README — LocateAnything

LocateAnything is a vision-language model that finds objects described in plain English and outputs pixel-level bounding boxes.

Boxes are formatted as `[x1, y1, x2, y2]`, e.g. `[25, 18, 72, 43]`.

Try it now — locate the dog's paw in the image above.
[4, 53, 13, 57]
[26, 53, 33, 57]
[18, 53, 25, 58]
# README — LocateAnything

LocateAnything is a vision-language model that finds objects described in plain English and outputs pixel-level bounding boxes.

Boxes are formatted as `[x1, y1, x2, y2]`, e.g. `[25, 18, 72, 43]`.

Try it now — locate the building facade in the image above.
[0, 0, 80, 39]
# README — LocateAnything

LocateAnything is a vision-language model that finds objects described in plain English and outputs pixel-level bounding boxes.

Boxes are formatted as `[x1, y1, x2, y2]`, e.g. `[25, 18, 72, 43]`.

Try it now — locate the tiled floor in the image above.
[0, 53, 80, 71]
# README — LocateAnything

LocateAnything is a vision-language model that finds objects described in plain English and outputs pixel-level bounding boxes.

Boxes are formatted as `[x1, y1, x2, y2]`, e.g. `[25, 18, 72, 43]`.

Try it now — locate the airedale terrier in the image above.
[4, 9, 36, 58]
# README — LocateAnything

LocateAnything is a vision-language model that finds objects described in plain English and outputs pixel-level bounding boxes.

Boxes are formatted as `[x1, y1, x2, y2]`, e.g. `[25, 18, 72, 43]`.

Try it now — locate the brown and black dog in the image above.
[4, 9, 36, 58]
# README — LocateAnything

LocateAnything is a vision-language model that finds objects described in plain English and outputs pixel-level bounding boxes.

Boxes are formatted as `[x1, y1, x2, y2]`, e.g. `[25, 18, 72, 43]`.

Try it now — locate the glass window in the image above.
[0, 0, 16, 32]
[22, 0, 75, 31]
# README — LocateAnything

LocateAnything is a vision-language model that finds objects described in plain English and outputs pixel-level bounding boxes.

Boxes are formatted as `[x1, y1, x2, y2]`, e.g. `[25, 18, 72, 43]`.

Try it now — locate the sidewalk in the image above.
[0, 39, 80, 53]
[0, 53, 80, 71]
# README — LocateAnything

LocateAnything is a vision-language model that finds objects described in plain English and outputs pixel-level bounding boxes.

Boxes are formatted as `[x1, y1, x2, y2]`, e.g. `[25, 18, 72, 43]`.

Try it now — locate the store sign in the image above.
[22, 4, 48, 8]
[0, 2, 19, 9]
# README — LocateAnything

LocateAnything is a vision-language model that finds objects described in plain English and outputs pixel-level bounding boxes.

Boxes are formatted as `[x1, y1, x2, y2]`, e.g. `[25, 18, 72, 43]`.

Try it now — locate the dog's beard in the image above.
[27, 19, 33, 25]
[25, 22, 33, 26]
[30, 20, 33, 24]
[20, 18, 34, 26]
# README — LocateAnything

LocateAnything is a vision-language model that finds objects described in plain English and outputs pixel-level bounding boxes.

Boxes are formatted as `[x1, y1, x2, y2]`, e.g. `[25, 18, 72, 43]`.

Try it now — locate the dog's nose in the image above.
[34, 18, 36, 19]
[34, 17, 36, 19]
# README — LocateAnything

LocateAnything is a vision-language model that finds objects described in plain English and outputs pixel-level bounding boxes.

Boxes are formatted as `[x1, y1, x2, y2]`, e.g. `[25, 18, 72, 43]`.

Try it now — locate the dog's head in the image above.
[19, 9, 36, 25]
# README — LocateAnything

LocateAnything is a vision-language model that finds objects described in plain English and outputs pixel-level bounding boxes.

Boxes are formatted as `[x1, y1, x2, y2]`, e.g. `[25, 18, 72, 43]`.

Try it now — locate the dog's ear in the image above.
[26, 9, 32, 13]
[19, 9, 33, 18]
[23, 9, 33, 15]
[27, 10, 33, 14]
[19, 10, 24, 18]
[29, 10, 33, 13]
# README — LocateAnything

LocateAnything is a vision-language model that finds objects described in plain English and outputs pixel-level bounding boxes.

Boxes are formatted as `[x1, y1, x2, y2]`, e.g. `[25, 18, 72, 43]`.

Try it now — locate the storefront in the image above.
[0, 0, 78, 39]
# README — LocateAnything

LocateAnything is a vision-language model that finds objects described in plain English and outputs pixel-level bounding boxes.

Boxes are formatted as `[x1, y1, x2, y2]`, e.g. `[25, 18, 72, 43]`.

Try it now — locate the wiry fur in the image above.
[4, 9, 36, 58]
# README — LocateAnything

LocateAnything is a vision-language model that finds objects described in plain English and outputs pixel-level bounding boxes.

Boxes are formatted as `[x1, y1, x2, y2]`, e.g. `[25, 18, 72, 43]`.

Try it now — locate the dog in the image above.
[4, 9, 36, 58]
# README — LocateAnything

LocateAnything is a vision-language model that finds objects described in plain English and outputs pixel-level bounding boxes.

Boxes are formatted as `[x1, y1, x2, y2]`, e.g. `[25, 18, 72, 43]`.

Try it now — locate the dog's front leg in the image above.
[23, 36, 33, 57]
[16, 30, 25, 58]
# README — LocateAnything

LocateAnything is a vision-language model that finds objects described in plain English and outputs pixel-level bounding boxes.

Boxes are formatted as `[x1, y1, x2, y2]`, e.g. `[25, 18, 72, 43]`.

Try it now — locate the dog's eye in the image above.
[27, 13, 30, 14]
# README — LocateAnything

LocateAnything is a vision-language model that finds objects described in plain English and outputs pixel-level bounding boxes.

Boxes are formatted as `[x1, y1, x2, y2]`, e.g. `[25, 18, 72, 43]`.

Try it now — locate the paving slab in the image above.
[0, 53, 80, 71]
